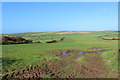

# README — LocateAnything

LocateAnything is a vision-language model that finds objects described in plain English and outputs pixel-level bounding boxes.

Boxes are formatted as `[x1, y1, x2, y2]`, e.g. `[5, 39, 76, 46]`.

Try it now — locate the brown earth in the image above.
[26, 32, 54, 36]
[56, 31, 90, 35]
[101, 37, 120, 40]
[2, 49, 109, 79]
[32, 32, 53, 35]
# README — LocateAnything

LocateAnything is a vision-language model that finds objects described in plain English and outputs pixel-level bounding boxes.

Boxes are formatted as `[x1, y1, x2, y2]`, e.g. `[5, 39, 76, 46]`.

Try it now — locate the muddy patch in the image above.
[2, 56, 108, 79]
[2, 63, 59, 79]
[96, 51, 106, 54]
[52, 49, 109, 57]
[2, 48, 110, 79]
[89, 47, 101, 50]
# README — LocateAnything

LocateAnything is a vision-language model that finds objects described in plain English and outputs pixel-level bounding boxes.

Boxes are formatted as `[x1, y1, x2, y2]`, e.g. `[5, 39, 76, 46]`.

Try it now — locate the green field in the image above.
[2, 31, 119, 78]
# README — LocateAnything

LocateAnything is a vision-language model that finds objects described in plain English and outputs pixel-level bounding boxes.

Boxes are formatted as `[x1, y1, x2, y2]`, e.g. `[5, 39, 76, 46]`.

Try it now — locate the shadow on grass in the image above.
[2, 57, 23, 72]
[2, 57, 22, 65]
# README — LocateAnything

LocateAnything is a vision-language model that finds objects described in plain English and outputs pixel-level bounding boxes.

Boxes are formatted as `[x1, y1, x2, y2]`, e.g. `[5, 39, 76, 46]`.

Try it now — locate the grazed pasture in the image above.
[2, 31, 119, 78]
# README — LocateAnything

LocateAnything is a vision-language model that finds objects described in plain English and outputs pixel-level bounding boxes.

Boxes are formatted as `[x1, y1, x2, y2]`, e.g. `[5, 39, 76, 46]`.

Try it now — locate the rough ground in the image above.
[2, 49, 108, 79]
[27, 32, 54, 36]
[56, 31, 90, 35]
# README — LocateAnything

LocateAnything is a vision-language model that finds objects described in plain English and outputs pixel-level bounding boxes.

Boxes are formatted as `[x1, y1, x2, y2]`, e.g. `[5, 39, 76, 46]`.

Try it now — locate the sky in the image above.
[2, 2, 118, 34]
[2, 0, 120, 2]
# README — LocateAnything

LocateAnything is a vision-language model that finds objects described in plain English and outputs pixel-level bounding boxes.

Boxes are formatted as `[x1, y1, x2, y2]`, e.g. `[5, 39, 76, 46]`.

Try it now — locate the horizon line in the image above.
[2, 30, 118, 34]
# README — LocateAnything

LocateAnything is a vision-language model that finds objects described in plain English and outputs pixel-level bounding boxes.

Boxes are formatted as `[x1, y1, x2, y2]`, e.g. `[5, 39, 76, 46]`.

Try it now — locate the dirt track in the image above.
[2, 50, 108, 79]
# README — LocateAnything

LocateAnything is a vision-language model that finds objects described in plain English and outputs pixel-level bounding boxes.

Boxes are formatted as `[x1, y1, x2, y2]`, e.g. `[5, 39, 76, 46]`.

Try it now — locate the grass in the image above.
[60, 63, 74, 73]
[2, 44, 60, 71]
[76, 55, 89, 64]
[2, 31, 119, 78]
[100, 50, 118, 78]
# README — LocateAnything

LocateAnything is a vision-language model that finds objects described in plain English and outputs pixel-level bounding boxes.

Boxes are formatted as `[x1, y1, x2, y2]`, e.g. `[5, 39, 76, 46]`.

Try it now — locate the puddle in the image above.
[61, 51, 106, 55]
[92, 48, 101, 50]
[57, 49, 108, 56]
[96, 51, 106, 54]
[78, 52, 84, 55]
[70, 53, 74, 54]
[62, 52, 67, 55]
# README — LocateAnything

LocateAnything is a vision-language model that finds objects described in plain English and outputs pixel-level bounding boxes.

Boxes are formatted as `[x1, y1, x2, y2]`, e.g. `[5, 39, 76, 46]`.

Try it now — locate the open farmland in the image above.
[2, 31, 119, 79]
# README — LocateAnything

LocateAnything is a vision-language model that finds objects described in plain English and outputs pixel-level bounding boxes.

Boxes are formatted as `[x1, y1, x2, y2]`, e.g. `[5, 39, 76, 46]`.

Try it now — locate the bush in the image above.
[2, 36, 33, 44]
[34, 41, 41, 43]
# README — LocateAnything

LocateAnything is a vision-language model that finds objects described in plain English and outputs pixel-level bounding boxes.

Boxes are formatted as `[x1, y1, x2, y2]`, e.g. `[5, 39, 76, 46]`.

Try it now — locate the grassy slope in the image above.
[2, 31, 118, 77]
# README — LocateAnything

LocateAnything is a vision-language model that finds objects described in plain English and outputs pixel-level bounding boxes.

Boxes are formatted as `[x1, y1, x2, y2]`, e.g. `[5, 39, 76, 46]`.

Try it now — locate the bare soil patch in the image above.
[100, 37, 120, 40]
[56, 31, 90, 35]
[28, 32, 54, 36]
